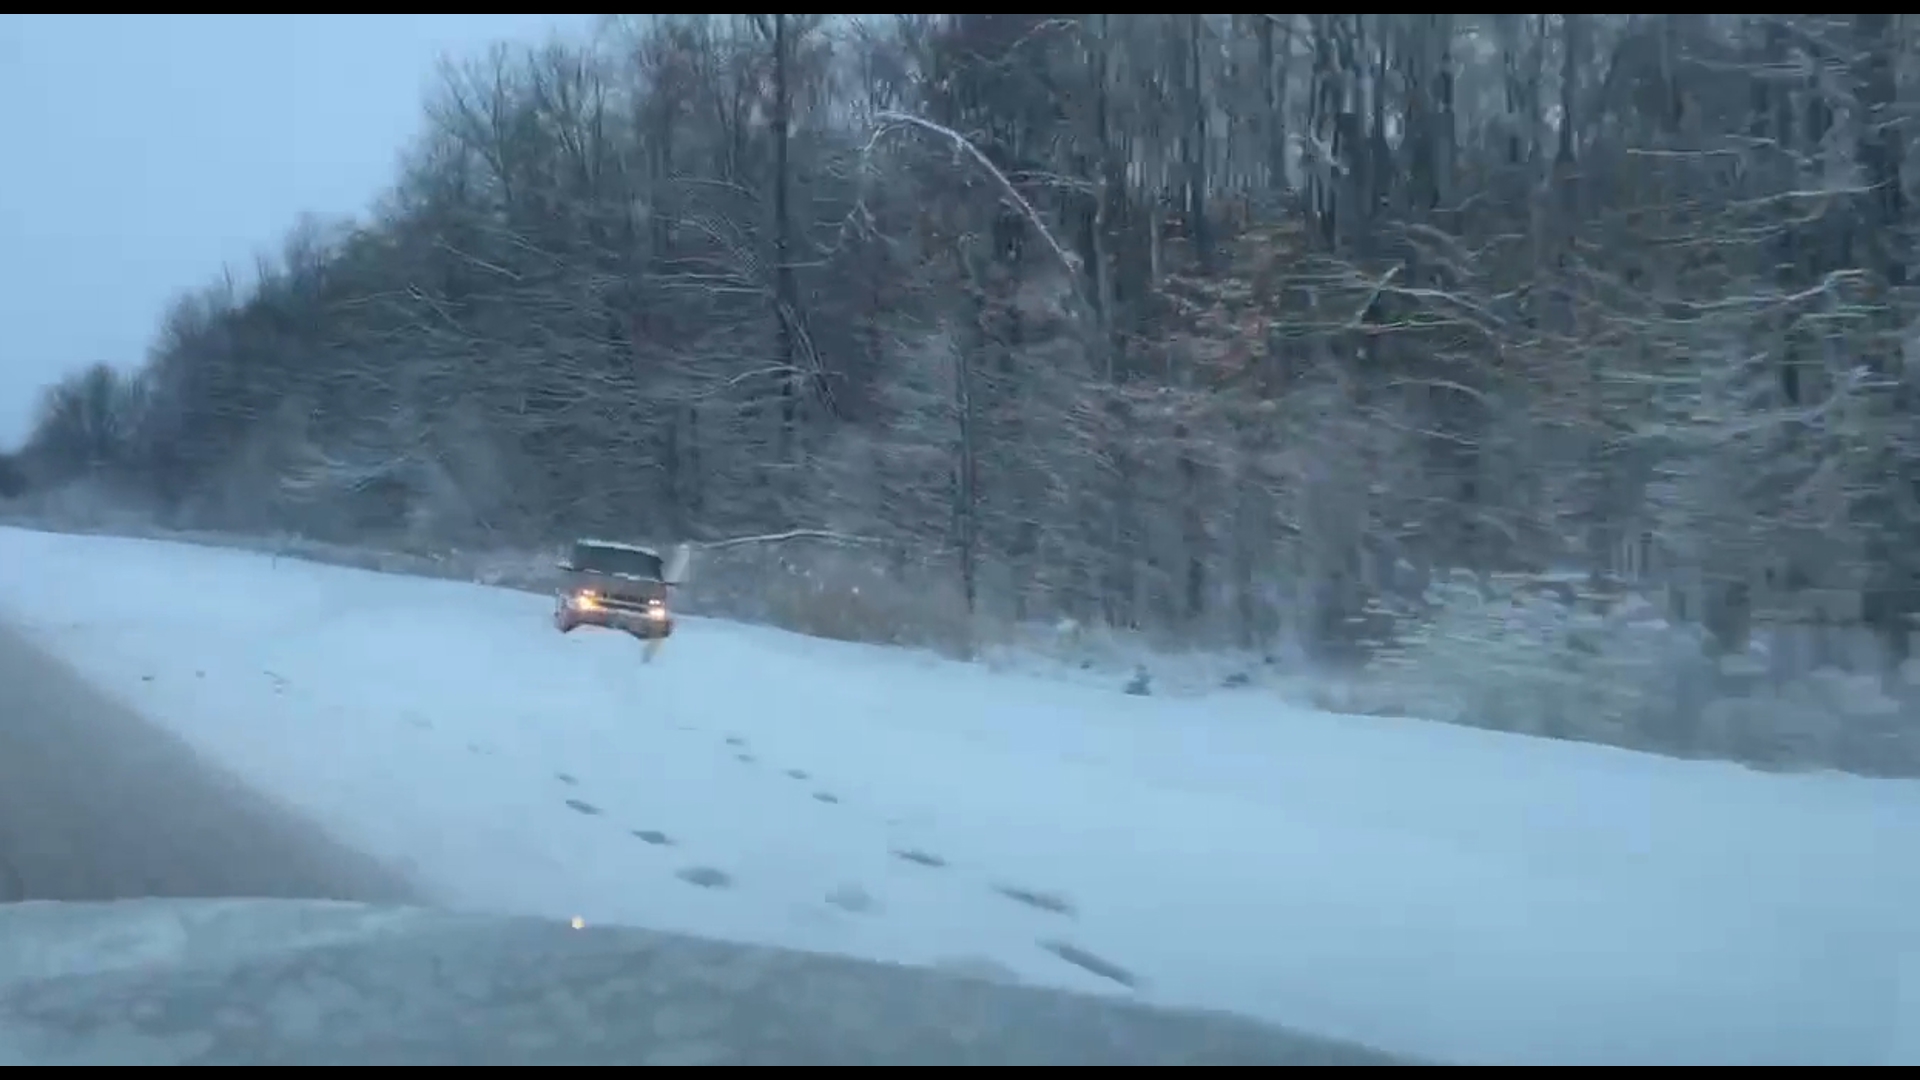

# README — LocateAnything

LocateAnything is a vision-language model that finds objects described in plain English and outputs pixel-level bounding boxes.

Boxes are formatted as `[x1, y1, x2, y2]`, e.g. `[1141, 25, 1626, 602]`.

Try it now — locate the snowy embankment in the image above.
[0, 523, 1915, 1066]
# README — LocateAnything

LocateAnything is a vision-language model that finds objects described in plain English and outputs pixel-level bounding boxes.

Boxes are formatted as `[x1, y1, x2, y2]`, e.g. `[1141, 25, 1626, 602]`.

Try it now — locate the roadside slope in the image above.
[0, 620, 417, 905]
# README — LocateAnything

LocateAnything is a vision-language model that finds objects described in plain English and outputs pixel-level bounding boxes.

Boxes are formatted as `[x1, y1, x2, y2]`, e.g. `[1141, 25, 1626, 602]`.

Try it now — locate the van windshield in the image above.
[569, 543, 663, 580]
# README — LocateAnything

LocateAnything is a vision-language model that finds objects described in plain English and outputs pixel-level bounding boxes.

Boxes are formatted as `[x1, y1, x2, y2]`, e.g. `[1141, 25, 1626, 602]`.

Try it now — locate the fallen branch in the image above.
[866, 110, 1081, 278]
[699, 528, 884, 551]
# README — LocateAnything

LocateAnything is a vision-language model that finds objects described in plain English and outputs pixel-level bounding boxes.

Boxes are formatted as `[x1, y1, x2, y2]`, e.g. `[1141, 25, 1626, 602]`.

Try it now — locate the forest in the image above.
[7, 14, 1919, 771]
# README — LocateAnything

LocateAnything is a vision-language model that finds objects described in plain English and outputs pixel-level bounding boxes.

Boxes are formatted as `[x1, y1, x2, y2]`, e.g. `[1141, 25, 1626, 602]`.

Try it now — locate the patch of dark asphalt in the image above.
[0, 621, 418, 906]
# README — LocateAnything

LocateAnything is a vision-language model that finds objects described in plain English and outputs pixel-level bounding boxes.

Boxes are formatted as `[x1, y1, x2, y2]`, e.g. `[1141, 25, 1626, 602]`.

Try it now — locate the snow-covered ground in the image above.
[1, 524, 1916, 1066]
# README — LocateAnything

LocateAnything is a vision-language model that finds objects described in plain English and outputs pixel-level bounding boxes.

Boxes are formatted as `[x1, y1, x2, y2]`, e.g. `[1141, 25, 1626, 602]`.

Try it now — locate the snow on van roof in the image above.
[573, 538, 660, 557]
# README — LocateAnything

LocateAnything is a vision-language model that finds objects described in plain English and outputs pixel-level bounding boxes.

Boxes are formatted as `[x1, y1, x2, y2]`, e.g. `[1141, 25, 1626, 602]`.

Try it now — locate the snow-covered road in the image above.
[1, 524, 1915, 1066]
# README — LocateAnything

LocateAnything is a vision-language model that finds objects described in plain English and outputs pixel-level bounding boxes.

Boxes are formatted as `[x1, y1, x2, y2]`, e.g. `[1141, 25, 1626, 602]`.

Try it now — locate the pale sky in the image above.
[0, 13, 590, 447]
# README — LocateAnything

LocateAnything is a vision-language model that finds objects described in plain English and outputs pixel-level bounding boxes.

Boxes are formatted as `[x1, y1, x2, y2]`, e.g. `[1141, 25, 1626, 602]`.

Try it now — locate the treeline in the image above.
[11, 14, 1920, 659]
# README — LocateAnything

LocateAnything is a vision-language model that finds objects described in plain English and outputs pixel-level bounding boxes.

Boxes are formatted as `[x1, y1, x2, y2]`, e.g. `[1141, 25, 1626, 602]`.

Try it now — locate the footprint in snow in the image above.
[995, 884, 1075, 916]
[785, 768, 809, 780]
[892, 848, 947, 869]
[724, 735, 747, 748]
[1040, 940, 1137, 989]
[735, 752, 756, 764]
[631, 829, 673, 846]
[563, 798, 602, 817]
[676, 866, 732, 889]
[811, 792, 840, 805]
[825, 883, 876, 914]
[555, 772, 578, 786]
